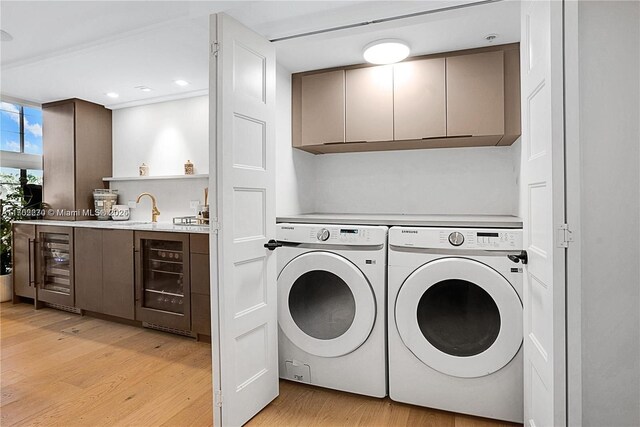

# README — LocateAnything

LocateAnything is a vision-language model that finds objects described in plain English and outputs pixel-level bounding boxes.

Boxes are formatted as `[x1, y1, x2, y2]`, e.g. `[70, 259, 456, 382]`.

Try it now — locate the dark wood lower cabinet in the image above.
[75, 228, 102, 312]
[102, 230, 135, 319]
[190, 235, 211, 336]
[13, 224, 210, 338]
[12, 224, 36, 299]
[75, 228, 134, 320]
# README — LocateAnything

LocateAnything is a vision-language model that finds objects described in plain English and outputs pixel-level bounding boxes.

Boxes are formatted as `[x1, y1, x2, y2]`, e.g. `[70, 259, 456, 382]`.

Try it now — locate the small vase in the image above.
[184, 160, 194, 175]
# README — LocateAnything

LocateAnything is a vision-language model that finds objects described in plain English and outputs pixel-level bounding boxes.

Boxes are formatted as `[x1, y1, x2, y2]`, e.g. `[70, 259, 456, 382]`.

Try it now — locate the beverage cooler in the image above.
[36, 226, 75, 307]
[134, 232, 191, 331]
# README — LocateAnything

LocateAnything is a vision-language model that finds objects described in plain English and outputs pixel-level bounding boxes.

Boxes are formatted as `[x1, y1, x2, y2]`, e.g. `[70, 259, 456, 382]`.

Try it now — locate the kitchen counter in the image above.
[14, 220, 211, 234]
[276, 213, 523, 228]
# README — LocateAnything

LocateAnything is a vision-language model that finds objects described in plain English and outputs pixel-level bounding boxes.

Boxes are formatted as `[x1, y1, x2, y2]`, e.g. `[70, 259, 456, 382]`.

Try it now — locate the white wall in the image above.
[110, 95, 209, 221]
[112, 96, 208, 177]
[577, 2, 640, 426]
[275, 64, 316, 216]
[313, 144, 519, 215]
[110, 96, 209, 222]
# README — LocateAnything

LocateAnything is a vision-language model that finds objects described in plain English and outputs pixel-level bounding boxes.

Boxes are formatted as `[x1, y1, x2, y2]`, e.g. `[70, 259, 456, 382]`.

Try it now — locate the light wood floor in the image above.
[1, 303, 520, 427]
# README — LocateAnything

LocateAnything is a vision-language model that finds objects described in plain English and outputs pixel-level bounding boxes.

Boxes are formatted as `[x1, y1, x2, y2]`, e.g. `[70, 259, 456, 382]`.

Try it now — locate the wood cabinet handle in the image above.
[28, 238, 37, 287]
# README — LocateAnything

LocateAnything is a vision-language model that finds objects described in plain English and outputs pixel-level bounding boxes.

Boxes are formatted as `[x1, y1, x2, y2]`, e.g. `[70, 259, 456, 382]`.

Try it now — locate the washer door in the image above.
[395, 257, 522, 378]
[278, 251, 376, 358]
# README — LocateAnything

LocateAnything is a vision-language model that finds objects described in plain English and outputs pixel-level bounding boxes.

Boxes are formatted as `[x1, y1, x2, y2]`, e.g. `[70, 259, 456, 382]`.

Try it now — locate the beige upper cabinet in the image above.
[345, 65, 394, 142]
[292, 44, 520, 154]
[393, 58, 446, 140]
[446, 50, 505, 137]
[300, 70, 345, 146]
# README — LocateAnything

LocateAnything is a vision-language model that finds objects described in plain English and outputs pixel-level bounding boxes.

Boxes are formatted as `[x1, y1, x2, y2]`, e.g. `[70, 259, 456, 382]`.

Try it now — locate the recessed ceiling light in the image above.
[135, 86, 152, 92]
[105, 92, 119, 99]
[485, 34, 499, 43]
[363, 39, 410, 65]
[174, 79, 190, 87]
[0, 30, 13, 42]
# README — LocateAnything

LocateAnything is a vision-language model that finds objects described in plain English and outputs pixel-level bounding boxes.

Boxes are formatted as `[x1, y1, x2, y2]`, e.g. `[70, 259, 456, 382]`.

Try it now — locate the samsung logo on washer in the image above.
[401, 230, 418, 234]
[281, 226, 295, 230]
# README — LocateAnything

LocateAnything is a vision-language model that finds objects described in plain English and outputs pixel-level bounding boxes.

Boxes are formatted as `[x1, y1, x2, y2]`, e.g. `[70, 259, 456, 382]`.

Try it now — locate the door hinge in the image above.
[211, 42, 220, 57]
[215, 390, 223, 407]
[557, 223, 574, 248]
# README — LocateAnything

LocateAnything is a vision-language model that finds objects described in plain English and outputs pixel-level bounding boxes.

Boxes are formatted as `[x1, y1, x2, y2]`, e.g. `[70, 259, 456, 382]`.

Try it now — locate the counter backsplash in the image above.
[108, 177, 209, 223]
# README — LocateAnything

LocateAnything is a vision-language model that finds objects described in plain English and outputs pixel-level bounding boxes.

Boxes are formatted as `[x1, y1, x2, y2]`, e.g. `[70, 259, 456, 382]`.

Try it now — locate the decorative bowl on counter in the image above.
[111, 205, 130, 221]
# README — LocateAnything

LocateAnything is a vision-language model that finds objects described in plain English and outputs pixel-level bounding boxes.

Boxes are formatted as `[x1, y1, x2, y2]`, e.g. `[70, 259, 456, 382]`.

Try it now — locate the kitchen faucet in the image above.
[136, 192, 161, 223]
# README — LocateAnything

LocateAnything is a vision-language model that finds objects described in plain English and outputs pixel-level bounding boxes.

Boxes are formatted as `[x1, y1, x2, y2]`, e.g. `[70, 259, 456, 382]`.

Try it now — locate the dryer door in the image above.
[278, 251, 376, 357]
[395, 257, 522, 378]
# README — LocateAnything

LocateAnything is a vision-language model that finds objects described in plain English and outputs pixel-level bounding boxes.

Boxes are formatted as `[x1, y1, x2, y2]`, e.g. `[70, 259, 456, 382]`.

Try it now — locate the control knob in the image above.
[448, 231, 464, 247]
[317, 228, 330, 241]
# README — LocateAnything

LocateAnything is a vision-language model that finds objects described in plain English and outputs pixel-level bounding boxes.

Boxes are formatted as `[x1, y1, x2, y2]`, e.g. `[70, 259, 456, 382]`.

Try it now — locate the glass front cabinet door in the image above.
[134, 231, 191, 331]
[36, 226, 75, 307]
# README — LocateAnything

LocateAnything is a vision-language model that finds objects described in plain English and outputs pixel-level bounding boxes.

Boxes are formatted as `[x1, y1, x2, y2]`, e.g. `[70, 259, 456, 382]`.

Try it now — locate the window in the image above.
[0, 102, 43, 155]
[1, 101, 43, 215]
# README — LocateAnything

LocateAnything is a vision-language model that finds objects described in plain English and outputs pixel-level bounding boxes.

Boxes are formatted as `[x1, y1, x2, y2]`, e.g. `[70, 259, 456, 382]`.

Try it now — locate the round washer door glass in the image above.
[395, 257, 522, 378]
[417, 279, 501, 357]
[278, 251, 376, 358]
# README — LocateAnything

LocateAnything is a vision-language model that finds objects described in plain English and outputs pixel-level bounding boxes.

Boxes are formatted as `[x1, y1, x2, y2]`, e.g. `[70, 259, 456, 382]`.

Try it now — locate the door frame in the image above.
[563, 2, 582, 425]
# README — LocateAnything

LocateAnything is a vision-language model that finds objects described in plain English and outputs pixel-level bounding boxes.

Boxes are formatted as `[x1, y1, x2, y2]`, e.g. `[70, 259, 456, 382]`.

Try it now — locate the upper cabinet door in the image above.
[301, 70, 345, 146]
[43, 102, 75, 219]
[446, 51, 505, 137]
[394, 58, 446, 140]
[345, 65, 393, 142]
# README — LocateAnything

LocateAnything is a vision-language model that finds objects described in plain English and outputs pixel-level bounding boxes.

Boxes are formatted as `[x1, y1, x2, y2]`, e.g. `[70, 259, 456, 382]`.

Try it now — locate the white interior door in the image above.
[521, 1, 566, 426]
[209, 12, 278, 427]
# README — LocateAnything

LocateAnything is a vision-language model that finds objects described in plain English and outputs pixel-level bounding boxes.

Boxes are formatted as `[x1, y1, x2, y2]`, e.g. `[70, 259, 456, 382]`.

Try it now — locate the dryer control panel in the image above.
[276, 223, 387, 246]
[389, 227, 522, 251]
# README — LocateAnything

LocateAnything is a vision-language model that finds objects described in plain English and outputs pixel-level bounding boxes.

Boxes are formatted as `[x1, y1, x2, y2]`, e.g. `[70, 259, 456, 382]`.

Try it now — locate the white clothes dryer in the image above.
[276, 223, 387, 397]
[388, 226, 524, 423]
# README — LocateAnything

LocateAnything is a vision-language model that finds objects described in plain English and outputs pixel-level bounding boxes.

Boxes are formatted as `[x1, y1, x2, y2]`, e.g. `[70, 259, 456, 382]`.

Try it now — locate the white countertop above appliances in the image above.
[276, 213, 522, 229]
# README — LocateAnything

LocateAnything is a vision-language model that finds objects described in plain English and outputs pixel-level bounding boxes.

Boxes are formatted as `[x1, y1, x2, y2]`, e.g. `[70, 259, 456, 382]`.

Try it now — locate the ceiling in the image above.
[0, 1, 520, 109]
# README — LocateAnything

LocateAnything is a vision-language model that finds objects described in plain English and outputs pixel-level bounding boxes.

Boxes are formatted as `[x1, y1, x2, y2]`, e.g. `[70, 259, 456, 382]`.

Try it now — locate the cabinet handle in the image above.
[28, 238, 36, 286]
[420, 135, 448, 140]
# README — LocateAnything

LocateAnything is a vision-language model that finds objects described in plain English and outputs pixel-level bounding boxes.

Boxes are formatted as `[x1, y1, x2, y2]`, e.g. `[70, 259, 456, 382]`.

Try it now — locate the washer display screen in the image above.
[288, 270, 356, 340]
[416, 279, 501, 357]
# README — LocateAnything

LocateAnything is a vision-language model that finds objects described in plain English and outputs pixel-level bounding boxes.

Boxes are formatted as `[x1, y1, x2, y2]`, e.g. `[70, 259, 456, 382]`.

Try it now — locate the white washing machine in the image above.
[276, 223, 387, 397]
[388, 226, 524, 423]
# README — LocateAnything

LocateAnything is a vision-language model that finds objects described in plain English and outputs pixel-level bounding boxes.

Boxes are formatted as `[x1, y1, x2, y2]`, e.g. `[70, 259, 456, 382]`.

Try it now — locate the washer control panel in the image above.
[389, 227, 522, 251]
[277, 223, 388, 246]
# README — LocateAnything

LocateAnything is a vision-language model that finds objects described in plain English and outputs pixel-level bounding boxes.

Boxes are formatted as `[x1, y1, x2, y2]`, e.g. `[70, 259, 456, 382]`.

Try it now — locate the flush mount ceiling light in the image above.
[135, 86, 152, 92]
[174, 79, 190, 87]
[363, 39, 410, 65]
[0, 30, 13, 42]
[105, 92, 119, 99]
